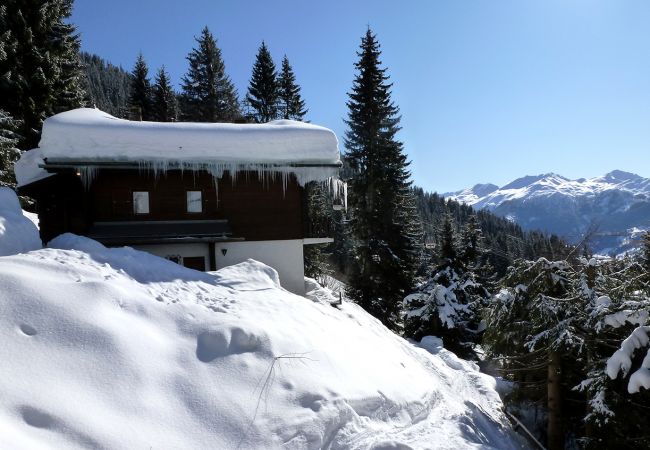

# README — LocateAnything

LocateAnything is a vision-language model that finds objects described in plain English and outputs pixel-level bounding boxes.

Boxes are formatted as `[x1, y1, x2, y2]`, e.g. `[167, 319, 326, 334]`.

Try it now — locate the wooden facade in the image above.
[21, 168, 306, 245]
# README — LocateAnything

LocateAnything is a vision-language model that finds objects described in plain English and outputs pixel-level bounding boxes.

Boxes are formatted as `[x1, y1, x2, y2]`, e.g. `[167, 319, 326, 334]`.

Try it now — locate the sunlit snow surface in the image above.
[14, 108, 341, 188]
[0, 235, 523, 449]
[0, 187, 41, 256]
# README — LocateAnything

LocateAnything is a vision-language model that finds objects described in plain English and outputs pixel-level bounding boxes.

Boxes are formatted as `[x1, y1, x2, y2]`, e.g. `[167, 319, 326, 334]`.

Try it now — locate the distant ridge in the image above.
[444, 170, 650, 255]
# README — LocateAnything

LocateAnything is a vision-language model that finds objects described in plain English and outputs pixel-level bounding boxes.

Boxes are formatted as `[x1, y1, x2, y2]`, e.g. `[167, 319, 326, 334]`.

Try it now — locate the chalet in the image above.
[15, 108, 344, 294]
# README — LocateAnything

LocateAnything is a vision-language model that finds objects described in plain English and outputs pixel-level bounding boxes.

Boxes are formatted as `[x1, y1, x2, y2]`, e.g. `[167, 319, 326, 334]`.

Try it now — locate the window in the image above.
[187, 190, 202, 213]
[133, 191, 150, 214]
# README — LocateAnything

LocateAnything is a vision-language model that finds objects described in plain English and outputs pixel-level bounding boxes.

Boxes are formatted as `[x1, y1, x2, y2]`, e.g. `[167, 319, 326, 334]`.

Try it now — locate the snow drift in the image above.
[0, 236, 522, 449]
[0, 187, 41, 256]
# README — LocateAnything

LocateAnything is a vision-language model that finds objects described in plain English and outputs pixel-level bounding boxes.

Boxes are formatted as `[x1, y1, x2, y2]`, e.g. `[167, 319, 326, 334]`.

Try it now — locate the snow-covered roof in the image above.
[15, 108, 341, 187]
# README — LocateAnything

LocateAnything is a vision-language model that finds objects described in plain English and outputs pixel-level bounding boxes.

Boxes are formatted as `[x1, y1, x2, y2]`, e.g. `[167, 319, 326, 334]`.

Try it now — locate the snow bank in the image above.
[0, 236, 522, 449]
[15, 108, 341, 188]
[0, 187, 41, 256]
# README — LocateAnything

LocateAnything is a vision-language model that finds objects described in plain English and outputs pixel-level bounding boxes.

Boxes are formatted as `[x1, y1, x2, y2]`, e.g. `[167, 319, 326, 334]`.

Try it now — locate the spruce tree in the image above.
[128, 53, 152, 121]
[278, 55, 307, 120]
[180, 27, 240, 122]
[459, 214, 483, 266]
[151, 66, 177, 122]
[0, 0, 85, 149]
[344, 29, 422, 330]
[439, 214, 457, 261]
[0, 109, 21, 187]
[245, 41, 278, 123]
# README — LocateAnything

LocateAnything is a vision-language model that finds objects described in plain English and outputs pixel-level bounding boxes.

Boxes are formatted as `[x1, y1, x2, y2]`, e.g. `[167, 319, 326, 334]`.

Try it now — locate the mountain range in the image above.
[443, 170, 650, 255]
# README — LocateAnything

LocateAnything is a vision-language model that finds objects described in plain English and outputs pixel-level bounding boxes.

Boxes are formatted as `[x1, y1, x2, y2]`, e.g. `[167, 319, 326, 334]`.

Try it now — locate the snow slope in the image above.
[0, 235, 523, 449]
[0, 187, 41, 256]
[444, 170, 650, 255]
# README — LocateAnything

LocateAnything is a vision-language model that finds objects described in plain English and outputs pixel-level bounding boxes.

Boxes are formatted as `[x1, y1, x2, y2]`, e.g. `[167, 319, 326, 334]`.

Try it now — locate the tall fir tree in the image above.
[278, 55, 307, 120]
[0, 0, 85, 149]
[344, 29, 423, 330]
[151, 66, 177, 122]
[128, 53, 152, 121]
[245, 41, 279, 123]
[180, 27, 240, 122]
[404, 214, 489, 358]
[439, 214, 457, 261]
[0, 109, 21, 187]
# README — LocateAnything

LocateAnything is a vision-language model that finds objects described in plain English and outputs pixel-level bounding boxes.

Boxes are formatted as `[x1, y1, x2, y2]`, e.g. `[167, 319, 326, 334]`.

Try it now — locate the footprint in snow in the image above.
[19, 324, 37, 336]
[20, 406, 55, 428]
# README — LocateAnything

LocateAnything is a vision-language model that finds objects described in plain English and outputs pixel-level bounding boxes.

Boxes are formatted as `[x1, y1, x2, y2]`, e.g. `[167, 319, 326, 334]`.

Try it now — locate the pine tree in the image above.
[344, 29, 423, 330]
[245, 41, 278, 123]
[278, 55, 307, 120]
[180, 27, 240, 122]
[439, 214, 457, 262]
[128, 53, 152, 121]
[151, 66, 177, 122]
[404, 211, 488, 357]
[0, 0, 85, 149]
[0, 109, 21, 187]
[459, 214, 483, 266]
[484, 258, 589, 450]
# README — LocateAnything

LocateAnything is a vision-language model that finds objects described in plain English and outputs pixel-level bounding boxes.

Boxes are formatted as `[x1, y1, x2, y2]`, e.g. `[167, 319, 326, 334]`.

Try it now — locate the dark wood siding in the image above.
[22, 173, 91, 243]
[87, 169, 304, 240]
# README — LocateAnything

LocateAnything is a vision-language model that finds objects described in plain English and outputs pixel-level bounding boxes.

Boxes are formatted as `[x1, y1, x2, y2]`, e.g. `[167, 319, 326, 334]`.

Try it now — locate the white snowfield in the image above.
[14, 108, 341, 187]
[0, 234, 523, 449]
[0, 187, 41, 256]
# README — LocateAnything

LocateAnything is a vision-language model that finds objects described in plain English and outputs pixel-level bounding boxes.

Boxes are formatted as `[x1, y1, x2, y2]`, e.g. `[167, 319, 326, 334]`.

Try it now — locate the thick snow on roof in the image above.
[0, 235, 523, 449]
[14, 108, 341, 187]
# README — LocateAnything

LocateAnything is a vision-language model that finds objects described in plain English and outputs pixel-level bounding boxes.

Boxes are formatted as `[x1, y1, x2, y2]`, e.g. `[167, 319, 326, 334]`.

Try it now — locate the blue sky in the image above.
[71, 0, 650, 193]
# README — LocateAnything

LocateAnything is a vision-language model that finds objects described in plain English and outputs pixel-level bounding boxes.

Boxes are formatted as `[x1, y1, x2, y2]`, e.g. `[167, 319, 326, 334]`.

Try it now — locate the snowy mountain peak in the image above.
[443, 170, 650, 255]
[443, 183, 499, 204]
[604, 170, 641, 182]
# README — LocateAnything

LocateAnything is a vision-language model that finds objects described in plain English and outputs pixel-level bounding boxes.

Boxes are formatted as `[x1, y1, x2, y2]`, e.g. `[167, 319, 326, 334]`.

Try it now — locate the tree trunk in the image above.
[547, 350, 563, 450]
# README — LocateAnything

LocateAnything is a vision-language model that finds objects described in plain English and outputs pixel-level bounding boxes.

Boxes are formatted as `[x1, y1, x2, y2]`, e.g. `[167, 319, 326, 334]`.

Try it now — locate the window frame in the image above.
[186, 190, 203, 214]
[132, 190, 150, 215]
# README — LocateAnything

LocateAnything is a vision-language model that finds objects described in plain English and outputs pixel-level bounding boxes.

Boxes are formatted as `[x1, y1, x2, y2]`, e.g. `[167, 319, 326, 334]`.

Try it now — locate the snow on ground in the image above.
[0, 235, 524, 449]
[0, 187, 41, 256]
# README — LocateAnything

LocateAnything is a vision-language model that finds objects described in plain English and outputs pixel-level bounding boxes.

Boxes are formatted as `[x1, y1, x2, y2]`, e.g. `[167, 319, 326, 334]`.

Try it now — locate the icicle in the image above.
[73, 159, 340, 199]
[76, 166, 98, 190]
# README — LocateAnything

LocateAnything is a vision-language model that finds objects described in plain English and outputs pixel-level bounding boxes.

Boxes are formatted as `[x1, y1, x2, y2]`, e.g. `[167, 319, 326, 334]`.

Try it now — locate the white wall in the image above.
[131, 240, 305, 295]
[132, 243, 210, 271]
[214, 240, 305, 295]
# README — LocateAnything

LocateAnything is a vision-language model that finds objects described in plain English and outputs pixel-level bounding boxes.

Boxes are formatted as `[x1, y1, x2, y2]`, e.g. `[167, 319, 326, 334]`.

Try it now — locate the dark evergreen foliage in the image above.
[245, 41, 278, 123]
[404, 213, 489, 358]
[0, 0, 85, 149]
[152, 66, 177, 122]
[344, 29, 423, 330]
[484, 254, 650, 449]
[128, 53, 152, 121]
[0, 109, 21, 187]
[80, 52, 131, 118]
[304, 182, 333, 281]
[180, 27, 240, 122]
[413, 187, 572, 277]
[439, 214, 457, 261]
[278, 55, 307, 121]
